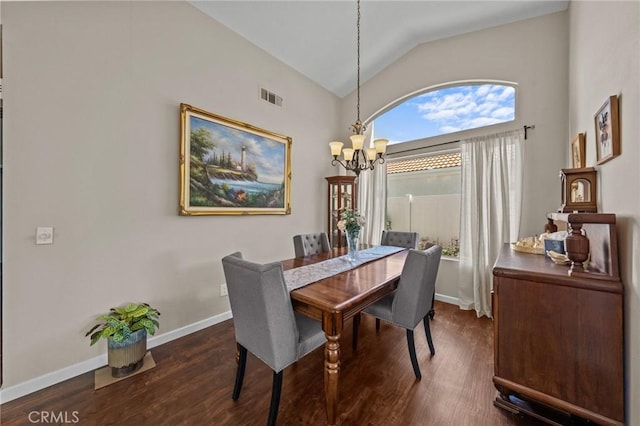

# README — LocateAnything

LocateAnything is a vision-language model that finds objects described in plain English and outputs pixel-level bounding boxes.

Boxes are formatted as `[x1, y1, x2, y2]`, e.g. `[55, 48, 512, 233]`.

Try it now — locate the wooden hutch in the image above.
[492, 213, 624, 425]
[325, 176, 357, 248]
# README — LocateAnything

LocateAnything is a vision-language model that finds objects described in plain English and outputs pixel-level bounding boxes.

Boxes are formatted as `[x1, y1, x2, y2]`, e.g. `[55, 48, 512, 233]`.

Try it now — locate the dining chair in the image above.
[293, 232, 331, 257]
[380, 230, 419, 249]
[421, 241, 437, 320]
[380, 232, 439, 320]
[221, 252, 327, 426]
[352, 245, 442, 379]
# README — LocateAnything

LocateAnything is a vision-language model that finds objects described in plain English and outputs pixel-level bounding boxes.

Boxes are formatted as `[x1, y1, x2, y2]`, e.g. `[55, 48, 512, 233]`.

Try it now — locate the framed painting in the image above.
[179, 103, 292, 215]
[571, 132, 586, 168]
[594, 95, 620, 165]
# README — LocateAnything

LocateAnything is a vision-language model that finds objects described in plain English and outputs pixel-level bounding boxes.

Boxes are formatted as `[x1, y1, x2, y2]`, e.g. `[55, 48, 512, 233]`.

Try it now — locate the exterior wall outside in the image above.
[387, 167, 461, 197]
[568, 2, 640, 423]
[387, 166, 461, 253]
[387, 195, 460, 249]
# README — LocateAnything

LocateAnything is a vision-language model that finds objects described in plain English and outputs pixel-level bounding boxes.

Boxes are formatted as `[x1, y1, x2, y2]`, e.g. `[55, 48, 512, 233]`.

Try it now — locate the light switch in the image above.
[36, 227, 54, 245]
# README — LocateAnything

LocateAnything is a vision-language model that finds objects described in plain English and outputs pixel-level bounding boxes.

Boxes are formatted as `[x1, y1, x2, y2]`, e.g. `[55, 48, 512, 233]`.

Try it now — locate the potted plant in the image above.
[85, 302, 160, 377]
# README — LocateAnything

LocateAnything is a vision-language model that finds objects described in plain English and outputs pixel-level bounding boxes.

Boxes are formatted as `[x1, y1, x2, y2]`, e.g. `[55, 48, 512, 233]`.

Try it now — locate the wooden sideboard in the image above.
[492, 213, 624, 425]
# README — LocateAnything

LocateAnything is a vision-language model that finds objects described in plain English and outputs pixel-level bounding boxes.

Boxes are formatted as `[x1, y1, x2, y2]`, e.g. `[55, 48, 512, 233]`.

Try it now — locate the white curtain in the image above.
[358, 123, 387, 245]
[458, 128, 524, 318]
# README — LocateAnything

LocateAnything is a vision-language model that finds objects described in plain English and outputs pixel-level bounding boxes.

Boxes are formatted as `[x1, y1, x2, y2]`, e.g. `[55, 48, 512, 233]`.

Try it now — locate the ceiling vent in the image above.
[260, 88, 282, 107]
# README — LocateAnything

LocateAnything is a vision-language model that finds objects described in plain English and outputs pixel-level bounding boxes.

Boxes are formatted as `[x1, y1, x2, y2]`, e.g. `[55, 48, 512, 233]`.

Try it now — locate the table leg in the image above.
[323, 313, 342, 426]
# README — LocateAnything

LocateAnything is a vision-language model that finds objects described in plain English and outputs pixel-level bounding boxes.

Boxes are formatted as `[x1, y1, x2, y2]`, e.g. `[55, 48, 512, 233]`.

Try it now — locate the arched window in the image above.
[379, 82, 516, 256]
[374, 83, 516, 144]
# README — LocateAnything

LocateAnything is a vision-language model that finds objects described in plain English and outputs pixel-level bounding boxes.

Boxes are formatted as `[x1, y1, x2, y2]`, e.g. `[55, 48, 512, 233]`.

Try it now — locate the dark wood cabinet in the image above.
[325, 176, 357, 248]
[492, 213, 624, 425]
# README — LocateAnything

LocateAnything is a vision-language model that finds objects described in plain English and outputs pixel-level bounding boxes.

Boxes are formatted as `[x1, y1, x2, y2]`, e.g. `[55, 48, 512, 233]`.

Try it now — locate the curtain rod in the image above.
[389, 124, 536, 157]
[524, 124, 535, 140]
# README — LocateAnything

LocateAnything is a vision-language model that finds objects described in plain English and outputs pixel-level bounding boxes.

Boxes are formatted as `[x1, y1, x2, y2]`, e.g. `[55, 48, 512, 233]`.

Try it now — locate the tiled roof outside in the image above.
[387, 152, 461, 174]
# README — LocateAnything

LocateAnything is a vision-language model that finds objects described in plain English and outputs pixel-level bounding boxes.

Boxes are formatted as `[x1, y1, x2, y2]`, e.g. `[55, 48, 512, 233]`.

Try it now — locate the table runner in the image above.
[283, 245, 405, 292]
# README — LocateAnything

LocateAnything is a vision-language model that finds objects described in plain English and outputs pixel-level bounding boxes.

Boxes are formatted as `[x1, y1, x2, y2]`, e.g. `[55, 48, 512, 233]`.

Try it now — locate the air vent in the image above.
[260, 88, 283, 107]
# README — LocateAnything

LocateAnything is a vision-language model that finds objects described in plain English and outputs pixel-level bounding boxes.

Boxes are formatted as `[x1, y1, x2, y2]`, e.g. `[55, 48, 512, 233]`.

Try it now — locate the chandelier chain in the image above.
[356, 0, 361, 126]
[329, 0, 387, 177]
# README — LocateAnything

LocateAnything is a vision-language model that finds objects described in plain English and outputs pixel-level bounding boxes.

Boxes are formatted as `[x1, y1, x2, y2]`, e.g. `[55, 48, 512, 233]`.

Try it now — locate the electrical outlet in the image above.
[220, 284, 228, 297]
[36, 227, 54, 245]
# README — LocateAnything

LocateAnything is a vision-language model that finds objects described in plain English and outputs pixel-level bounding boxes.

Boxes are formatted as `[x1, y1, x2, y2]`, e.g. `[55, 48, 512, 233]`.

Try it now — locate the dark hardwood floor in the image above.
[1, 302, 539, 425]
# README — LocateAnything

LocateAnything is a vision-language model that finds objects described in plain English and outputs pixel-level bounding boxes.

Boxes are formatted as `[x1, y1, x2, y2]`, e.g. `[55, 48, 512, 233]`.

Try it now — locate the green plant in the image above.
[442, 246, 460, 257]
[385, 215, 392, 230]
[85, 302, 160, 346]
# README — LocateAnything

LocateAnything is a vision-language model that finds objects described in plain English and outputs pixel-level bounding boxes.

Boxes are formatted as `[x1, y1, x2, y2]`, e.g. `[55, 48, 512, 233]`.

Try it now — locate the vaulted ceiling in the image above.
[190, 1, 569, 97]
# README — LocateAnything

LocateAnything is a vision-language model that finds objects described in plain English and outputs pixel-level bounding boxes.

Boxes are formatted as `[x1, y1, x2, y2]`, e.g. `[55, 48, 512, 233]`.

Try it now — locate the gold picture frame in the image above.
[594, 95, 620, 165]
[179, 103, 292, 215]
[571, 133, 586, 168]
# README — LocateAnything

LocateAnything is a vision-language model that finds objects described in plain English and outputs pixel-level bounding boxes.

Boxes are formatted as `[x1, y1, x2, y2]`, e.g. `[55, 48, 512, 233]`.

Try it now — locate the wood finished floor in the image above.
[1, 302, 539, 425]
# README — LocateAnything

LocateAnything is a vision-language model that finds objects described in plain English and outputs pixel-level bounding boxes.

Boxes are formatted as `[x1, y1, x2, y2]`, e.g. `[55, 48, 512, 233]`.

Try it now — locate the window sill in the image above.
[441, 255, 460, 262]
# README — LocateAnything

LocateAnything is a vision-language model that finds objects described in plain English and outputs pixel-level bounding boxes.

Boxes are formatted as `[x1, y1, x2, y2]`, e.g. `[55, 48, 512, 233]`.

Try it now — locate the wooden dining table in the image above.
[281, 247, 409, 426]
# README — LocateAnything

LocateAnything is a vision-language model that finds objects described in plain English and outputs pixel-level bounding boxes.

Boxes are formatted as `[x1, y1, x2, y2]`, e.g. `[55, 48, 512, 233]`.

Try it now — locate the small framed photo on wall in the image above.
[571, 133, 586, 168]
[594, 95, 620, 165]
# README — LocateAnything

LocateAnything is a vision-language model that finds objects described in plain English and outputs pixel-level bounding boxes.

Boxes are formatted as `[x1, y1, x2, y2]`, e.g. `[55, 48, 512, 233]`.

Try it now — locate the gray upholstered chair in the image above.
[353, 245, 442, 379]
[379, 230, 432, 321]
[222, 252, 326, 425]
[293, 232, 331, 257]
[380, 230, 419, 249]
[421, 241, 437, 319]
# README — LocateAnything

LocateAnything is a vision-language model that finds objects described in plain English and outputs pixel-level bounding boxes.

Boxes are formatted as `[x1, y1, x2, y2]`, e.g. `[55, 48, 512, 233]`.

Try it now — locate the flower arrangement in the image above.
[337, 208, 366, 237]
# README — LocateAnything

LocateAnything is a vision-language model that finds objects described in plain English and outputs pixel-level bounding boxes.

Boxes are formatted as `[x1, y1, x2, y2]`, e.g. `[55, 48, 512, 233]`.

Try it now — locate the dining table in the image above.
[281, 246, 409, 426]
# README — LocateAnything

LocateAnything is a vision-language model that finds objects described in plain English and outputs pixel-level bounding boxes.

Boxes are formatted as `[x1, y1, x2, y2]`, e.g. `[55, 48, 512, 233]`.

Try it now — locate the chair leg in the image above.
[232, 344, 248, 401]
[375, 318, 381, 332]
[423, 316, 435, 355]
[352, 313, 361, 351]
[406, 329, 421, 380]
[267, 370, 283, 426]
[428, 292, 436, 319]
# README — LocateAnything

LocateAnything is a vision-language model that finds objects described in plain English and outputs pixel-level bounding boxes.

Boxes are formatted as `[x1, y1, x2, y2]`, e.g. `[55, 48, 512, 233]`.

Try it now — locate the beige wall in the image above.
[568, 2, 640, 423]
[2, 1, 339, 389]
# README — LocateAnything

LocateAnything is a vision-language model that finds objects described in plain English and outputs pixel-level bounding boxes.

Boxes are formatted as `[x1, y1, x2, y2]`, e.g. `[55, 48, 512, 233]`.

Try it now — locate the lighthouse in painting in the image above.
[241, 146, 246, 171]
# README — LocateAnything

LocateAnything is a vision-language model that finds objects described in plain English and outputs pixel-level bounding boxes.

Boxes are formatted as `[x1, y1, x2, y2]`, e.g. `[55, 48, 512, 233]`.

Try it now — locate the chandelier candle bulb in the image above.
[343, 148, 355, 162]
[365, 148, 377, 161]
[374, 138, 389, 154]
[330, 141, 344, 157]
[350, 134, 365, 150]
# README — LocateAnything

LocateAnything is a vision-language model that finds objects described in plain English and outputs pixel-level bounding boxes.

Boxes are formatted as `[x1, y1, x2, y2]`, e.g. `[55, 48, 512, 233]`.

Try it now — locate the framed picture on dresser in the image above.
[571, 132, 586, 168]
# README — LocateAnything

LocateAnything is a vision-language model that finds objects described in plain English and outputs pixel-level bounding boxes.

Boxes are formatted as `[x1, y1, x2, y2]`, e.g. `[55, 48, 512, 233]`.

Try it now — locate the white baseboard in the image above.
[0, 310, 233, 404]
[147, 311, 232, 349]
[434, 292, 459, 306]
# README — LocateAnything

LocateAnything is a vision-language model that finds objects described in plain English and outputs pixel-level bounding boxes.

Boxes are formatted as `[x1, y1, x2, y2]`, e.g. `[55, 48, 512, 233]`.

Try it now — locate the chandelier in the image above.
[329, 0, 388, 177]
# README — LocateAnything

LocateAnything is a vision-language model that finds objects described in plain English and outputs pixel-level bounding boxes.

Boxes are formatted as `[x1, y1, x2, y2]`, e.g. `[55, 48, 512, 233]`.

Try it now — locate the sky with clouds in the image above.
[374, 84, 515, 144]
